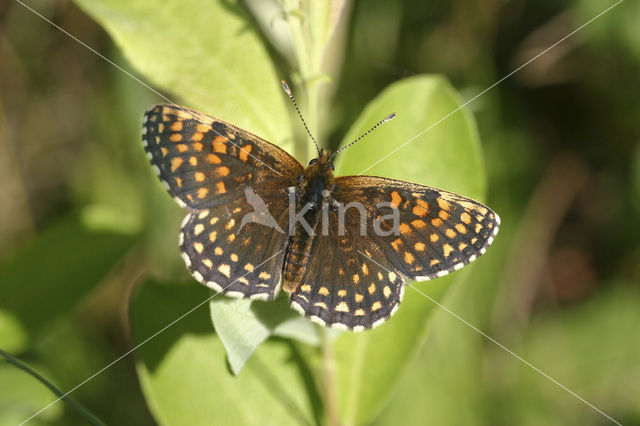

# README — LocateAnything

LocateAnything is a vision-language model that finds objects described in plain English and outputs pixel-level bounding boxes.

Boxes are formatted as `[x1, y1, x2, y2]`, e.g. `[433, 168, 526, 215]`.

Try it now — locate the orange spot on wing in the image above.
[411, 219, 426, 229]
[170, 157, 183, 172]
[445, 228, 456, 238]
[206, 154, 221, 164]
[160, 147, 168, 156]
[413, 205, 428, 217]
[414, 242, 425, 251]
[170, 121, 183, 131]
[439, 210, 450, 220]
[192, 132, 204, 141]
[399, 223, 411, 234]
[239, 144, 252, 162]
[197, 187, 209, 198]
[461, 212, 472, 224]
[193, 142, 204, 152]
[216, 181, 226, 194]
[196, 124, 210, 133]
[437, 199, 451, 211]
[189, 156, 198, 166]
[431, 218, 443, 227]
[390, 191, 402, 208]
[391, 238, 402, 251]
[212, 136, 227, 153]
[176, 144, 188, 153]
[215, 166, 230, 177]
[194, 172, 206, 182]
[442, 243, 454, 257]
[170, 133, 182, 142]
[404, 251, 415, 264]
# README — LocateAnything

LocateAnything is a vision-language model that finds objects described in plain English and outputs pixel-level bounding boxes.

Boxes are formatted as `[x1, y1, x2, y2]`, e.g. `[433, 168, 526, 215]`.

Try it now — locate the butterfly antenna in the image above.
[330, 112, 396, 160]
[281, 80, 321, 156]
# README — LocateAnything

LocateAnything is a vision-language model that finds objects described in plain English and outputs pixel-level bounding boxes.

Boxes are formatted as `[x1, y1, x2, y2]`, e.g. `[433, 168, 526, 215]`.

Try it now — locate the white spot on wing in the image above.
[226, 291, 245, 299]
[180, 251, 191, 268]
[290, 301, 305, 316]
[205, 280, 223, 293]
[371, 317, 387, 329]
[250, 293, 269, 301]
[173, 196, 187, 208]
[310, 315, 326, 327]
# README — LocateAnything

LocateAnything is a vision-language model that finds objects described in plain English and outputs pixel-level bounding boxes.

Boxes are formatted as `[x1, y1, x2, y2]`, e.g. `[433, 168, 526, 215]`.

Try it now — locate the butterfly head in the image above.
[299, 149, 335, 204]
[307, 149, 334, 173]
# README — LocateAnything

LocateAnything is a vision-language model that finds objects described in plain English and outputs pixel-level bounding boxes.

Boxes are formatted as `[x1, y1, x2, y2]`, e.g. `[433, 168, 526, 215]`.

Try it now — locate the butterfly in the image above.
[142, 94, 499, 331]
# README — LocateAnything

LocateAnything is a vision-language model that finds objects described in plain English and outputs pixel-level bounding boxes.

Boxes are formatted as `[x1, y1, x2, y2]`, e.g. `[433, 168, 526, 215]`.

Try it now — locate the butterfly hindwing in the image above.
[290, 218, 405, 330]
[180, 195, 290, 300]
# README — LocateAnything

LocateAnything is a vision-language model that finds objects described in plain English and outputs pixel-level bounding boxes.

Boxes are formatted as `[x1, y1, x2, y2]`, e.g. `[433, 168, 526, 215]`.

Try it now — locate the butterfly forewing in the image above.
[336, 176, 500, 280]
[142, 105, 302, 210]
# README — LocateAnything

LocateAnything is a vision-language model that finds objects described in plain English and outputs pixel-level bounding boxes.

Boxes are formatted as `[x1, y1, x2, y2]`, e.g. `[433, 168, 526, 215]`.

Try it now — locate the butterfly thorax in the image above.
[282, 149, 336, 292]
[298, 149, 336, 204]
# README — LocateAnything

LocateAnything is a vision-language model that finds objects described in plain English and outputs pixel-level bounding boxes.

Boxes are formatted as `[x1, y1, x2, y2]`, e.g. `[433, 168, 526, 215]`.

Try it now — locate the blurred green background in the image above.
[1, 0, 639, 425]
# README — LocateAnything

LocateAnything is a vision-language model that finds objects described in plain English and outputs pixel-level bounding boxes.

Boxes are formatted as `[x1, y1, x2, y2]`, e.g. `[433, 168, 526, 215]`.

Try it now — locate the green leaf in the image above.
[0, 361, 63, 426]
[503, 284, 640, 424]
[0, 216, 136, 347]
[210, 295, 320, 375]
[73, 0, 292, 149]
[135, 281, 321, 426]
[335, 74, 486, 200]
[332, 75, 487, 425]
[375, 241, 506, 426]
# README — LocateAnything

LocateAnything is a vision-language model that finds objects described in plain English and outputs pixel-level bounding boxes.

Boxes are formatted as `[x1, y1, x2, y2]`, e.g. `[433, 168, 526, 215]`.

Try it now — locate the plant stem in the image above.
[0, 348, 106, 426]
[321, 328, 340, 426]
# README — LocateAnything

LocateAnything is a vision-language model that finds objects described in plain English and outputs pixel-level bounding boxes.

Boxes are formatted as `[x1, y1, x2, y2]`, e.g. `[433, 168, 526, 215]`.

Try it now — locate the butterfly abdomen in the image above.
[282, 209, 321, 292]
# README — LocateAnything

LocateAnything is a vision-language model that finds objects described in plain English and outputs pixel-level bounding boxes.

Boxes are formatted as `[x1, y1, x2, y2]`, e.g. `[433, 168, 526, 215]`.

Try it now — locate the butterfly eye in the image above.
[309, 158, 318, 165]
[328, 163, 334, 171]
